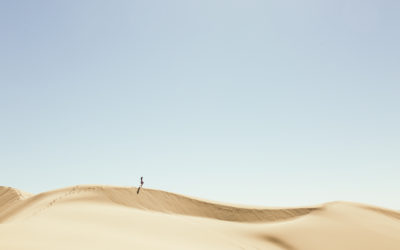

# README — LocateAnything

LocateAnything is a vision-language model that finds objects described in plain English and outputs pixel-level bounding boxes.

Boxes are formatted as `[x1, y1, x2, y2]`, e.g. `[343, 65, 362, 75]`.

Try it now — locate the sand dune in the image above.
[1, 185, 399, 249]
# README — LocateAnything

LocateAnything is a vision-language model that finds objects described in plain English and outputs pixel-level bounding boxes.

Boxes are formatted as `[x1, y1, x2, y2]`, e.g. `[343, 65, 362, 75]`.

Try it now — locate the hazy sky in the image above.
[1, 0, 399, 209]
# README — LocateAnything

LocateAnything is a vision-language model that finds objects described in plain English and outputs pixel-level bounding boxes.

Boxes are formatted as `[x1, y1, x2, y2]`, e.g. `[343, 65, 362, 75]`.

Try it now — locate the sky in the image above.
[1, 0, 399, 209]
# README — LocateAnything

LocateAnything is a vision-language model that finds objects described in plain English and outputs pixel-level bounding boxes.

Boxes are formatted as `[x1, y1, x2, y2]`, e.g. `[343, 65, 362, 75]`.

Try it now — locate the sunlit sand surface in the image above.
[1, 185, 400, 249]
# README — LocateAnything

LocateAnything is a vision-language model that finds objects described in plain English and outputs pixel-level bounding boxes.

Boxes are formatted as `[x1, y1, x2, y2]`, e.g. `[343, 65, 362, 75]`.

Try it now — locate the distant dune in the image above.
[1, 185, 400, 249]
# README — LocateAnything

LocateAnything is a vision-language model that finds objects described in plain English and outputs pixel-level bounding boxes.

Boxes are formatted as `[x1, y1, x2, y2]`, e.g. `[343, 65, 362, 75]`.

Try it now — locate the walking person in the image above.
[137, 176, 144, 194]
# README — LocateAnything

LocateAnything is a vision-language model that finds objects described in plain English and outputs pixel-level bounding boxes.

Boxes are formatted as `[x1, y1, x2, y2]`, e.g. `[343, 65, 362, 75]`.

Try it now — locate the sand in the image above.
[1, 185, 399, 249]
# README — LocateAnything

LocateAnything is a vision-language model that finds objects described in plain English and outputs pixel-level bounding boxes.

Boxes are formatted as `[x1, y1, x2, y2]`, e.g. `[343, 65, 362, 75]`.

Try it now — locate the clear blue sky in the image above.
[1, 0, 399, 209]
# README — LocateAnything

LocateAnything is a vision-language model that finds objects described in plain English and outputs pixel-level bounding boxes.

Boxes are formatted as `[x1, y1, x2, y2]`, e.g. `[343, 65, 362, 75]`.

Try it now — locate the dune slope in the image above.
[1, 185, 400, 250]
[0, 185, 316, 223]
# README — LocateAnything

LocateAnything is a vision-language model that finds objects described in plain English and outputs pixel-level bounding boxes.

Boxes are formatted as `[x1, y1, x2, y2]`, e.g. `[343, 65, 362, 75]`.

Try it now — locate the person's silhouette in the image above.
[137, 176, 144, 194]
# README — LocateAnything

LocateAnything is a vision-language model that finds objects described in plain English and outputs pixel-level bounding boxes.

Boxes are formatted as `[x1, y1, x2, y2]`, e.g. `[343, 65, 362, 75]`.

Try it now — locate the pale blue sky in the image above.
[1, 0, 399, 209]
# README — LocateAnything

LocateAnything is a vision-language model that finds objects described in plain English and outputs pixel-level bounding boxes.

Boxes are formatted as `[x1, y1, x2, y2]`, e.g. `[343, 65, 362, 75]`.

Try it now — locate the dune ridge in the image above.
[0, 185, 316, 223]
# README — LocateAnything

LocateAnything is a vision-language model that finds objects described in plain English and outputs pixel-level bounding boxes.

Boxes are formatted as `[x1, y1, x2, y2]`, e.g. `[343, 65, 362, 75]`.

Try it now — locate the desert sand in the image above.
[1, 185, 399, 249]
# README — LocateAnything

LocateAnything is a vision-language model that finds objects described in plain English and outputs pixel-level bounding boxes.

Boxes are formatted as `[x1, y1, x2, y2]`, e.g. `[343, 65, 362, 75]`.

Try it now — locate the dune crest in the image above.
[0, 185, 316, 223]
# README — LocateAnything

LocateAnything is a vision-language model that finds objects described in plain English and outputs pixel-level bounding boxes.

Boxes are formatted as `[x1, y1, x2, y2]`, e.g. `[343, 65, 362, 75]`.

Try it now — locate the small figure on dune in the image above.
[137, 176, 144, 194]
